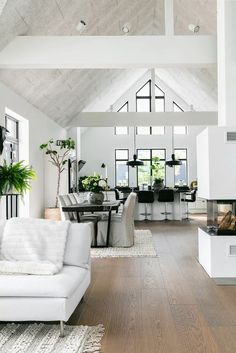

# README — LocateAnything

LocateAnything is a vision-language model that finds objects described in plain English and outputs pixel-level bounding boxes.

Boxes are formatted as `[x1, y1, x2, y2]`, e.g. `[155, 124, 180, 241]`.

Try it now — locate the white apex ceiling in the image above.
[0, 68, 148, 126]
[0, 0, 217, 127]
[0, 0, 7, 16]
[0, 0, 166, 51]
[156, 67, 217, 112]
[0, 0, 216, 51]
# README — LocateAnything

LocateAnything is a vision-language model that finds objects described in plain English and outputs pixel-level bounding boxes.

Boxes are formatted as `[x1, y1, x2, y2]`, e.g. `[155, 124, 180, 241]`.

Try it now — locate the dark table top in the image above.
[174, 187, 191, 193]
[62, 200, 121, 213]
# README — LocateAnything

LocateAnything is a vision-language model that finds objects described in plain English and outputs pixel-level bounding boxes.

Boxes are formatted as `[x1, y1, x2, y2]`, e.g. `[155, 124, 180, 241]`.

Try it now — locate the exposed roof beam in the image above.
[69, 111, 218, 128]
[0, 35, 216, 69]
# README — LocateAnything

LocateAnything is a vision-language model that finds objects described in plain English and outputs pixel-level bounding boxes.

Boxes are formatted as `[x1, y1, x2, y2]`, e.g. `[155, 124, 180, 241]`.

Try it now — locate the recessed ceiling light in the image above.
[76, 20, 87, 33]
[188, 24, 200, 33]
[122, 22, 131, 34]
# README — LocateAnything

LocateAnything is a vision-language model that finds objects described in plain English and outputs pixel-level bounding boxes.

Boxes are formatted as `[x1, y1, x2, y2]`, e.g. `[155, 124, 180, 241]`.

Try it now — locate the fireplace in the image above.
[207, 200, 236, 235]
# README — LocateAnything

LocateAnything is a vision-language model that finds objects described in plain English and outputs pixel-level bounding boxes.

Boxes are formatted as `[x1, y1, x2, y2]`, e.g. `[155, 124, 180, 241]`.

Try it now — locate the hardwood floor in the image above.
[69, 220, 236, 353]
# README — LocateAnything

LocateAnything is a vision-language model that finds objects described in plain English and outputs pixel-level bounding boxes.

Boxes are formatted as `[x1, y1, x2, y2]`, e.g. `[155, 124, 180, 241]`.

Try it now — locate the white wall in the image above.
[0, 81, 67, 218]
[80, 126, 204, 188]
[78, 70, 205, 187]
[197, 126, 236, 200]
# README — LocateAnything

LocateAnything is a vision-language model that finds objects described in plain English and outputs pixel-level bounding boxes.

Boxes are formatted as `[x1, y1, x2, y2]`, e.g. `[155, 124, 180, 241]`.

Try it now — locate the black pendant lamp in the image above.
[166, 153, 182, 167]
[165, 127, 182, 168]
[127, 127, 144, 168]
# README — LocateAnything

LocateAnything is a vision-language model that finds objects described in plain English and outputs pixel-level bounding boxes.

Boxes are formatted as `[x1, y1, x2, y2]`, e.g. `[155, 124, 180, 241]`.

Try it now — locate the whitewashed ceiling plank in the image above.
[0, 0, 217, 126]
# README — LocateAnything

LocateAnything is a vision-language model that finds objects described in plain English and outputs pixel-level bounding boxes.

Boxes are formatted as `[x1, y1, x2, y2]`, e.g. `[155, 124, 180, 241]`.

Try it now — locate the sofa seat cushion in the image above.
[0, 265, 87, 298]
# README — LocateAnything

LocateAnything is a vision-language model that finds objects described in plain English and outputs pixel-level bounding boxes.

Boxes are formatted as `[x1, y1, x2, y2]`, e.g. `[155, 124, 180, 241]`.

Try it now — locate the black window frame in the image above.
[136, 80, 152, 135]
[173, 102, 187, 135]
[115, 148, 129, 187]
[136, 148, 166, 186]
[5, 114, 19, 164]
[173, 101, 183, 112]
[114, 101, 129, 135]
[136, 81, 166, 135]
[174, 148, 188, 185]
[5, 114, 19, 142]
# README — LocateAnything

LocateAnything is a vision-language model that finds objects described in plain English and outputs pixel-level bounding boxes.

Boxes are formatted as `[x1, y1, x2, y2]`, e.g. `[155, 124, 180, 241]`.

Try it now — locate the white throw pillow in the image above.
[64, 222, 91, 269]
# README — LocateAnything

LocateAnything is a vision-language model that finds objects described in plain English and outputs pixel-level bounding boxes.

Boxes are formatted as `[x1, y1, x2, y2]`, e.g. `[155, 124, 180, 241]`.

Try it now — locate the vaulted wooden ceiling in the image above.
[0, 0, 217, 127]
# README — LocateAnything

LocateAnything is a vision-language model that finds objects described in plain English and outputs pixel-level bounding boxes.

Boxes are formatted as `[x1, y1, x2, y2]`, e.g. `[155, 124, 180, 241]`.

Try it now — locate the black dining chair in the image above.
[181, 189, 197, 219]
[157, 189, 174, 220]
[137, 190, 155, 221]
[114, 188, 127, 204]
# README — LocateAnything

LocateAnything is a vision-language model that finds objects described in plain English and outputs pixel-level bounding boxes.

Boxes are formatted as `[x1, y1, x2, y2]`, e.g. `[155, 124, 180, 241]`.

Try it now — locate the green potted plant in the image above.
[151, 156, 164, 191]
[0, 160, 36, 195]
[82, 174, 107, 205]
[40, 138, 75, 219]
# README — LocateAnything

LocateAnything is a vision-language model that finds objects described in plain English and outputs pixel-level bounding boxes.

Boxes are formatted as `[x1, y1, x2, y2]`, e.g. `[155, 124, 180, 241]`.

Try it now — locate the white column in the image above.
[217, 0, 236, 126]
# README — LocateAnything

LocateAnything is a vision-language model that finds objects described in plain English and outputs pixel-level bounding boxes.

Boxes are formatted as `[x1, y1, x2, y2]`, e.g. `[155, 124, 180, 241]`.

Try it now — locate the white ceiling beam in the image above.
[69, 111, 217, 128]
[0, 35, 216, 69]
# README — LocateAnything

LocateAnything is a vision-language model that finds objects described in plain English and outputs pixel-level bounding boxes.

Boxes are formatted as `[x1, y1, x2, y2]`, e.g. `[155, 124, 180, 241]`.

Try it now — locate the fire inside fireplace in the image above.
[207, 200, 236, 235]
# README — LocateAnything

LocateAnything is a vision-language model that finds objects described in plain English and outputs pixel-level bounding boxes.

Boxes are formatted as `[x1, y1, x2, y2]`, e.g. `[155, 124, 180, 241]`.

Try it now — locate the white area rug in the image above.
[0, 323, 104, 353]
[91, 229, 157, 258]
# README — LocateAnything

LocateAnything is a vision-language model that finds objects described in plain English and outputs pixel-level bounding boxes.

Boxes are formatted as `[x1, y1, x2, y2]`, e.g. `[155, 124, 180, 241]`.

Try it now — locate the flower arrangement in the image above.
[82, 175, 107, 193]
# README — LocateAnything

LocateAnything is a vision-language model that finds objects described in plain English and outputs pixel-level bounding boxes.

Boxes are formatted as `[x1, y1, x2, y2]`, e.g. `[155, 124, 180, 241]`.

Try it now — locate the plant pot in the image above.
[44, 208, 61, 221]
[153, 180, 164, 192]
[87, 192, 104, 205]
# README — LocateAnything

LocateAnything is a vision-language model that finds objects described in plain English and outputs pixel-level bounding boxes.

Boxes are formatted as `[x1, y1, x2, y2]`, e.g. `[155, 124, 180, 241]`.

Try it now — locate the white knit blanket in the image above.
[0, 218, 70, 275]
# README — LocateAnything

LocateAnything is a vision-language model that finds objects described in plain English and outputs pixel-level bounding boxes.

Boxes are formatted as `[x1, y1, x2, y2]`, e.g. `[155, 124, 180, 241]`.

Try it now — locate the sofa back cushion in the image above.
[64, 222, 91, 269]
[0, 220, 91, 270]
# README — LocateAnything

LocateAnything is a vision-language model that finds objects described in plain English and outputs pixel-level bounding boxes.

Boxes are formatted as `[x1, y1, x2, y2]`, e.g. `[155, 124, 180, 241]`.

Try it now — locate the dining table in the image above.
[62, 200, 121, 247]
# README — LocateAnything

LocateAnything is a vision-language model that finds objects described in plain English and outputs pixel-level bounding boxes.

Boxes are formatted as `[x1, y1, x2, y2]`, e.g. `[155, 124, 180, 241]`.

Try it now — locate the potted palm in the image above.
[82, 175, 107, 205]
[40, 138, 75, 220]
[151, 157, 164, 191]
[0, 160, 36, 195]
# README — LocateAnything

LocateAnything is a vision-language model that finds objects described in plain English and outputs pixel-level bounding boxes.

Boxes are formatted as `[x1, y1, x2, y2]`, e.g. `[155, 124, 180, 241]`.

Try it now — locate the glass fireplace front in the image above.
[207, 200, 236, 235]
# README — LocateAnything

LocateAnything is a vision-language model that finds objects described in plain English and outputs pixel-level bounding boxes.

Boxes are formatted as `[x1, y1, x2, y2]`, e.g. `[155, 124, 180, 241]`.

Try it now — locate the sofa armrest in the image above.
[64, 222, 91, 269]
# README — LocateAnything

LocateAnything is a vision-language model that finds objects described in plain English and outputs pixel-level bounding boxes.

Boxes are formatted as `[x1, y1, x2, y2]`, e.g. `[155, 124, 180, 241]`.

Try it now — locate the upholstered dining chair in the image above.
[96, 192, 137, 247]
[58, 193, 100, 245]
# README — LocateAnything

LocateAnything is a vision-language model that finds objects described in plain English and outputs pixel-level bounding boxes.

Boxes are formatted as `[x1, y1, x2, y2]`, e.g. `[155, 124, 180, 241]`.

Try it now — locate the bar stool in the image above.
[114, 188, 127, 204]
[181, 189, 197, 219]
[137, 190, 154, 221]
[158, 189, 174, 220]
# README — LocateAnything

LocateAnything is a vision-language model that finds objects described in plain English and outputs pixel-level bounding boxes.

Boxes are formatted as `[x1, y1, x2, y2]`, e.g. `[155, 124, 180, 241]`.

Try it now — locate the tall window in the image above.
[5, 115, 19, 164]
[137, 149, 166, 186]
[173, 102, 187, 134]
[136, 81, 165, 135]
[153, 85, 165, 135]
[115, 102, 128, 135]
[155, 85, 165, 112]
[115, 149, 129, 186]
[174, 148, 188, 185]
[136, 81, 151, 135]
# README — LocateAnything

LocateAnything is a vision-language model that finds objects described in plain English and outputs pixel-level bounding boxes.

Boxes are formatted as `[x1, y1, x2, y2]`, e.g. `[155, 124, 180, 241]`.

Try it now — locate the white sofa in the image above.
[0, 220, 91, 335]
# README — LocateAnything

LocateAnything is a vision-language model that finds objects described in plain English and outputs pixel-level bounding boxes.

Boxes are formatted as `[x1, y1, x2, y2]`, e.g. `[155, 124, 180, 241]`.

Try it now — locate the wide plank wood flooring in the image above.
[69, 220, 236, 353]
